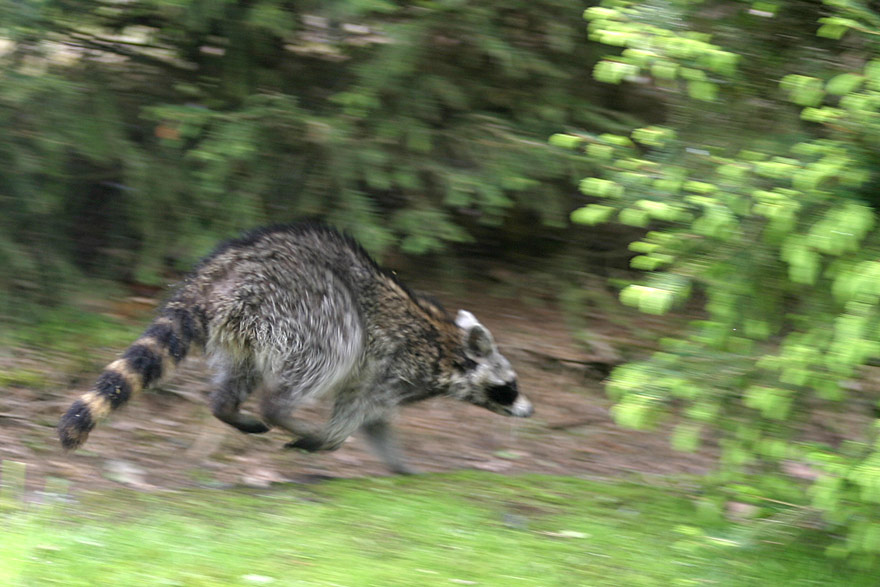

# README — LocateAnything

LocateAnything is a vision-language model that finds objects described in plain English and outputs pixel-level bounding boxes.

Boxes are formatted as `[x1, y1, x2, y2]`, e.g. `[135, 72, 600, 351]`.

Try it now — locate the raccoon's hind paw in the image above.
[234, 420, 271, 434]
[284, 434, 346, 453]
[389, 463, 418, 476]
[283, 435, 324, 452]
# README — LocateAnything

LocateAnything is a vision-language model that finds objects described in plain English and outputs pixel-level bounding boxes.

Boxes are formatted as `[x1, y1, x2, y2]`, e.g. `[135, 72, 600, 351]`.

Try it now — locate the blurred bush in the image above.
[0, 0, 621, 311]
[560, 0, 880, 566]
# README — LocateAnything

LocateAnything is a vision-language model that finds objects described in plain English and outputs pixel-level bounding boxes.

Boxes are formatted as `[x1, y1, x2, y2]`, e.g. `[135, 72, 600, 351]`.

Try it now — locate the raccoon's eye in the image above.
[487, 381, 518, 406]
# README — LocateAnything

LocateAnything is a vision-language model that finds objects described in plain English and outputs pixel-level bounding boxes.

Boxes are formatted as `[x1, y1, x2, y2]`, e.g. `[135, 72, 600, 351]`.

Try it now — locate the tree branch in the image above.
[52, 28, 197, 74]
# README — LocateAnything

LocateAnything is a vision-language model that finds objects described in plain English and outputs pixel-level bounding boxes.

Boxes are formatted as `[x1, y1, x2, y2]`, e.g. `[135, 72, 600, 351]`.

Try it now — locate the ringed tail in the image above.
[58, 303, 205, 450]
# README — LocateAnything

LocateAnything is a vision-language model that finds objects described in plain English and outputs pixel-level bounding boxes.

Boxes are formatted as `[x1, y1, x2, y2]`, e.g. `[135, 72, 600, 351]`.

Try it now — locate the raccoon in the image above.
[58, 223, 532, 473]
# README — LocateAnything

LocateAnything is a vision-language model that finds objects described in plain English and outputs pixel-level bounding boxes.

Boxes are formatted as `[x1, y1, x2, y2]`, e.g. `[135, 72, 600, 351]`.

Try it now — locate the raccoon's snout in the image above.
[506, 394, 534, 418]
[486, 381, 533, 417]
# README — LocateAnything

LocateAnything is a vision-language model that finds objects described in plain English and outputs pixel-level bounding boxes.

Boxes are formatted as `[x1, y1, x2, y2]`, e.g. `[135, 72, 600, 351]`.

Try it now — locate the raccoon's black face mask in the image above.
[488, 380, 518, 406]
[454, 310, 533, 418]
[479, 379, 532, 417]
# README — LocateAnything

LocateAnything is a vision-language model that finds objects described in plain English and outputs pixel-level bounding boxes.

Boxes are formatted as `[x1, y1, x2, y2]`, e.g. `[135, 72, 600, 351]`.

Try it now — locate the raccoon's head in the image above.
[451, 310, 533, 418]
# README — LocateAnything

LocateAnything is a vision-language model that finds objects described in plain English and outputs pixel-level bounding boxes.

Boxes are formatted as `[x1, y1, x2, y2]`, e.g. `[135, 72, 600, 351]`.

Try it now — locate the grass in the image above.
[0, 298, 873, 584]
[5, 304, 142, 356]
[1, 295, 146, 388]
[1, 472, 874, 586]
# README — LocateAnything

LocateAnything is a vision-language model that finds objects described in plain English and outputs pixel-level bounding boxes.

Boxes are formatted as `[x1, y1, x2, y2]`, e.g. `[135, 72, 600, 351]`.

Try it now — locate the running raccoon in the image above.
[58, 223, 532, 473]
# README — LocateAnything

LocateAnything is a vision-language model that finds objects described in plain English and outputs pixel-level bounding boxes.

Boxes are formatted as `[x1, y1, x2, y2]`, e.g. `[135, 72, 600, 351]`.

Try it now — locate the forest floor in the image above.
[7, 275, 879, 585]
[0, 275, 715, 494]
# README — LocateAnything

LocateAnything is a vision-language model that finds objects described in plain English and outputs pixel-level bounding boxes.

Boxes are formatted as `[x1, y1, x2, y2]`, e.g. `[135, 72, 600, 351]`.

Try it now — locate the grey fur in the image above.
[59, 223, 532, 472]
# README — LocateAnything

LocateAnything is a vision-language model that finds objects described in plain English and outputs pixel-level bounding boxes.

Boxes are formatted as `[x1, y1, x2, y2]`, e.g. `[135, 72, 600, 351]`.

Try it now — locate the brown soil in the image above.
[0, 281, 716, 494]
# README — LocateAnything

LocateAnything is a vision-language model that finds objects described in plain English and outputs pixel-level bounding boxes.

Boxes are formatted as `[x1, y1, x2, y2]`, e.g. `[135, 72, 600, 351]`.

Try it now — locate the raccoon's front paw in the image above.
[284, 435, 325, 452]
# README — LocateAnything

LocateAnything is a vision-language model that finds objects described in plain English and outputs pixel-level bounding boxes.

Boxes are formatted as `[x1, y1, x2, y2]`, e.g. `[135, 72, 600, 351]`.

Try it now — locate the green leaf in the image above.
[780, 75, 824, 106]
[801, 107, 841, 123]
[717, 163, 748, 179]
[637, 200, 679, 221]
[687, 81, 718, 102]
[650, 62, 679, 80]
[579, 178, 624, 198]
[680, 68, 707, 82]
[817, 24, 847, 40]
[816, 17, 860, 40]
[593, 60, 639, 84]
[826, 73, 865, 96]
[636, 286, 674, 314]
[703, 50, 739, 76]
[619, 208, 650, 227]
[586, 143, 615, 160]
[630, 255, 660, 270]
[629, 241, 659, 254]
[583, 7, 623, 21]
[549, 134, 582, 149]
[683, 181, 717, 194]
[571, 204, 615, 225]
[631, 126, 676, 147]
[599, 133, 635, 148]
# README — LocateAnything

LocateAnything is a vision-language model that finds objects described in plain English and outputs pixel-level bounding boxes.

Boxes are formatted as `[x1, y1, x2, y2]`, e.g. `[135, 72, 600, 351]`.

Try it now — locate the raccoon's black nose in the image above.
[487, 381, 518, 406]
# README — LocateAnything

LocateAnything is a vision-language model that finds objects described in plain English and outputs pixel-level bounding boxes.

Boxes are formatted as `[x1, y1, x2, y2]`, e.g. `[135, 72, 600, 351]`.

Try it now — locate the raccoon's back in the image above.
[193, 224, 380, 293]
[189, 224, 375, 363]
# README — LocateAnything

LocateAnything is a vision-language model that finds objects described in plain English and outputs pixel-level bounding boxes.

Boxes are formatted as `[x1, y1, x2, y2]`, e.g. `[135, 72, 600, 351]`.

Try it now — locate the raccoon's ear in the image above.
[455, 310, 480, 330]
[456, 310, 494, 359]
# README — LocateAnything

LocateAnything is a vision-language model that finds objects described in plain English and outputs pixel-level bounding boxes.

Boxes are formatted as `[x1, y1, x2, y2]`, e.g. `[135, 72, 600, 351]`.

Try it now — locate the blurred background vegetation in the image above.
[0, 0, 626, 312]
[5, 0, 880, 574]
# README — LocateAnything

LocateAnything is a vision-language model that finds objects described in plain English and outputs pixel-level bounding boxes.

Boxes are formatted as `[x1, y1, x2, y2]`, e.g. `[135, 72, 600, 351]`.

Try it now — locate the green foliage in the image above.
[0, 0, 602, 304]
[564, 0, 880, 565]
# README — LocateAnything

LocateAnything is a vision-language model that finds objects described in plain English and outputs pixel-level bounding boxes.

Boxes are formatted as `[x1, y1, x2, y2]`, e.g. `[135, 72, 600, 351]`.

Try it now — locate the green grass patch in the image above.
[2, 277, 147, 356]
[0, 472, 873, 586]
[1, 292, 146, 384]
[6, 305, 141, 356]
[0, 368, 52, 389]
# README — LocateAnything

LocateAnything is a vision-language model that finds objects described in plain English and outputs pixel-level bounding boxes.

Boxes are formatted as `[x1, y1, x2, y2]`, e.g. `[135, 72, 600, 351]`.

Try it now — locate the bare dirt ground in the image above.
[0, 281, 715, 494]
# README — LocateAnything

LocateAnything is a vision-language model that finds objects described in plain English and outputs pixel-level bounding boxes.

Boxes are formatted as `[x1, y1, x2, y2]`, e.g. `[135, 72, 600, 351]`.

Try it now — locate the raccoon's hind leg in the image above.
[259, 403, 320, 440]
[209, 358, 270, 434]
[258, 379, 324, 441]
[284, 388, 385, 455]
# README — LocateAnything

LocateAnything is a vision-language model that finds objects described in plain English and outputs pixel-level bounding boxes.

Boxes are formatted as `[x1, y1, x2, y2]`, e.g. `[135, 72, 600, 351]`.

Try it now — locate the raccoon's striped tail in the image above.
[58, 304, 206, 450]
